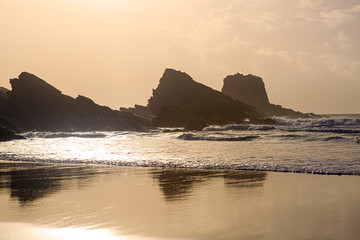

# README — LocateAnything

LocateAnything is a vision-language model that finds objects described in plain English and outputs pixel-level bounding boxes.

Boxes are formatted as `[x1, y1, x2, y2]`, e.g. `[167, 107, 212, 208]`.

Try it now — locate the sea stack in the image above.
[222, 73, 314, 118]
[147, 69, 275, 130]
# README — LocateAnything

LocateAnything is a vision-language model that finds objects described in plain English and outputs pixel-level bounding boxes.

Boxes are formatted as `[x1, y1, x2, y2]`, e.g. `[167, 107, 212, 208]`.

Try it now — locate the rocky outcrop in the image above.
[145, 69, 275, 130]
[0, 72, 151, 132]
[120, 104, 156, 121]
[0, 126, 25, 141]
[222, 73, 314, 118]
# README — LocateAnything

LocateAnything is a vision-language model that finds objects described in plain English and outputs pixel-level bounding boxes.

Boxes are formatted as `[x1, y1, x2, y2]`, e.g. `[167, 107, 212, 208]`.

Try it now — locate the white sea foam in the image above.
[1, 114, 359, 175]
[22, 132, 108, 139]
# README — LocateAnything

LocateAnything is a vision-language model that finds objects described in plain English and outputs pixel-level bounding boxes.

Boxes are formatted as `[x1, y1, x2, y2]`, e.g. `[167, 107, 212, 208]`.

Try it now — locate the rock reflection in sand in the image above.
[0, 162, 267, 205]
[0, 162, 106, 205]
[1, 161, 359, 240]
[151, 169, 267, 202]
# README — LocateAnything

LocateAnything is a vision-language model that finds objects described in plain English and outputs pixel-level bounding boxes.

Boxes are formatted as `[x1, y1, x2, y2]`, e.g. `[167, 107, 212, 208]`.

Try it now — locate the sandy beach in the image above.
[0, 161, 359, 240]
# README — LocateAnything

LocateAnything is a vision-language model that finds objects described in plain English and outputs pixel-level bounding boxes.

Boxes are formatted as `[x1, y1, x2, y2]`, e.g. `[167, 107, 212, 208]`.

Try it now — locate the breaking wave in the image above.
[203, 124, 275, 131]
[202, 116, 360, 135]
[1, 156, 358, 175]
[178, 133, 259, 141]
[22, 132, 108, 139]
[275, 116, 360, 134]
[1, 114, 359, 176]
[323, 136, 346, 141]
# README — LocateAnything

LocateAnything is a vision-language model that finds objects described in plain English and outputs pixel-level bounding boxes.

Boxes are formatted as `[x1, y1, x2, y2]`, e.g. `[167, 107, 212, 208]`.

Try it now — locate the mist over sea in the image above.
[1, 114, 359, 175]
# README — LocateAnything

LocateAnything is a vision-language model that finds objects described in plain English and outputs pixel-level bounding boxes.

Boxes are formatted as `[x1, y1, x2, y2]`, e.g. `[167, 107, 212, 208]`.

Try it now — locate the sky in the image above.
[1, 0, 359, 114]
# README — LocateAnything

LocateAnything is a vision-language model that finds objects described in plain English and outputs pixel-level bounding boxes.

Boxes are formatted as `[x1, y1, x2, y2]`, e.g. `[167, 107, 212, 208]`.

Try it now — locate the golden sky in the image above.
[1, 0, 359, 113]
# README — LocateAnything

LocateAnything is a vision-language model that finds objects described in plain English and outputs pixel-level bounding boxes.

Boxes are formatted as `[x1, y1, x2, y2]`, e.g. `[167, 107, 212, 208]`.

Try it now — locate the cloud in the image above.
[213, 38, 292, 62]
[323, 31, 352, 50]
[334, 32, 352, 50]
[202, 38, 293, 76]
[256, 46, 292, 62]
[226, 11, 279, 32]
[210, 0, 280, 32]
[298, 0, 323, 9]
[349, 61, 360, 76]
[296, 50, 360, 80]
[320, 9, 354, 28]
[299, 4, 360, 28]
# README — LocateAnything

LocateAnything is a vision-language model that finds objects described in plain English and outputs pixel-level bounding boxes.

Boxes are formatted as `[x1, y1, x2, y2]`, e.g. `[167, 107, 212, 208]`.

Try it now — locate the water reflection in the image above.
[0, 162, 105, 205]
[223, 171, 267, 188]
[1, 162, 359, 240]
[0, 161, 267, 206]
[151, 169, 267, 201]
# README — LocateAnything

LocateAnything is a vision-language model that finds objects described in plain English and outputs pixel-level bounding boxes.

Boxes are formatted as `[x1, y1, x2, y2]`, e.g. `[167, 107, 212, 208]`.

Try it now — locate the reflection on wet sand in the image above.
[151, 169, 267, 201]
[1, 161, 359, 240]
[0, 162, 105, 205]
[223, 171, 267, 188]
[1, 161, 268, 205]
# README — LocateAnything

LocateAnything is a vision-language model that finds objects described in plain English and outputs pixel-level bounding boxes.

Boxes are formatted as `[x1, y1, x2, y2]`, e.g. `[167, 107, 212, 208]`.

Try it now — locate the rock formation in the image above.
[0, 126, 25, 141]
[0, 72, 151, 132]
[222, 73, 314, 118]
[144, 69, 275, 130]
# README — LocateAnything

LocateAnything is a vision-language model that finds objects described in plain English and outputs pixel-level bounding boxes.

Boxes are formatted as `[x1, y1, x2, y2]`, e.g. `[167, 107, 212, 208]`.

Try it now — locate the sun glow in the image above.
[0, 223, 126, 240]
[42, 227, 123, 240]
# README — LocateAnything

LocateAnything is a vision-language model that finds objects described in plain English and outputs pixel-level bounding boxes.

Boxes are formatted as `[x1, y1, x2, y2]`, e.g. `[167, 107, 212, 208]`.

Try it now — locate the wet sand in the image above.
[0, 161, 359, 240]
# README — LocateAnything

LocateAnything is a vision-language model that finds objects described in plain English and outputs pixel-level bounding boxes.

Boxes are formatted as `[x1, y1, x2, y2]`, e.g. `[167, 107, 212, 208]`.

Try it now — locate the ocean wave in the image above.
[23, 132, 108, 139]
[274, 134, 304, 139]
[274, 116, 360, 135]
[178, 133, 259, 141]
[275, 117, 360, 128]
[293, 128, 359, 134]
[203, 124, 275, 132]
[284, 128, 360, 134]
[203, 124, 249, 131]
[1, 157, 358, 175]
[160, 128, 188, 133]
[323, 136, 345, 141]
[203, 116, 360, 134]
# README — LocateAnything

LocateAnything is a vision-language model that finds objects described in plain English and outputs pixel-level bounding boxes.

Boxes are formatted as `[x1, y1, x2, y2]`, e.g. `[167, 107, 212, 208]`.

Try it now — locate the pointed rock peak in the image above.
[76, 95, 95, 105]
[10, 72, 62, 96]
[0, 87, 10, 98]
[160, 68, 194, 84]
[0, 87, 9, 93]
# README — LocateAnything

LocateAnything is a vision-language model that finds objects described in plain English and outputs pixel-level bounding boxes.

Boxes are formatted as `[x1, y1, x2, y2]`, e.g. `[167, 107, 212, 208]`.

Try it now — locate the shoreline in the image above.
[1, 161, 359, 239]
[1, 159, 359, 176]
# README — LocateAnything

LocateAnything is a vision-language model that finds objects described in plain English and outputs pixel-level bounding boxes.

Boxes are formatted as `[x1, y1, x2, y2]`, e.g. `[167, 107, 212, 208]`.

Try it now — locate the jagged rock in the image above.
[0, 72, 151, 132]
[0, 87, 10, 97]
[120, 104, 156, 121]
[0, 126, 25, 141]
[222, 73, 314, 118]
[147, 69, 275, 130]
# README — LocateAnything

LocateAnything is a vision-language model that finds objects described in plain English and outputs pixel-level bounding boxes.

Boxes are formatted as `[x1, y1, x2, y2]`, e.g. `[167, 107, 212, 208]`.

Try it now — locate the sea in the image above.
[1, 114, 359, 175]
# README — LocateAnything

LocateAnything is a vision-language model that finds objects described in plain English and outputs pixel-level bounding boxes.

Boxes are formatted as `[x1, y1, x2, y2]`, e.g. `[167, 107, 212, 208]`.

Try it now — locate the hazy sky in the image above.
[1, 0, 359, 113]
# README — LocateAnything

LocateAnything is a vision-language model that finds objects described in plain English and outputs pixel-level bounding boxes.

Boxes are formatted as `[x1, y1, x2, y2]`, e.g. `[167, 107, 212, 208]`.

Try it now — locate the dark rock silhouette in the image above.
[151, 169, 267, 202]
[0, 72, 151, 132]
[144, 69, 275, 130]
[0, 162, 104, 205]
[222, 73, 315, 118]
[120, 104, 156, 121]
[0, 126, 25, 141]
